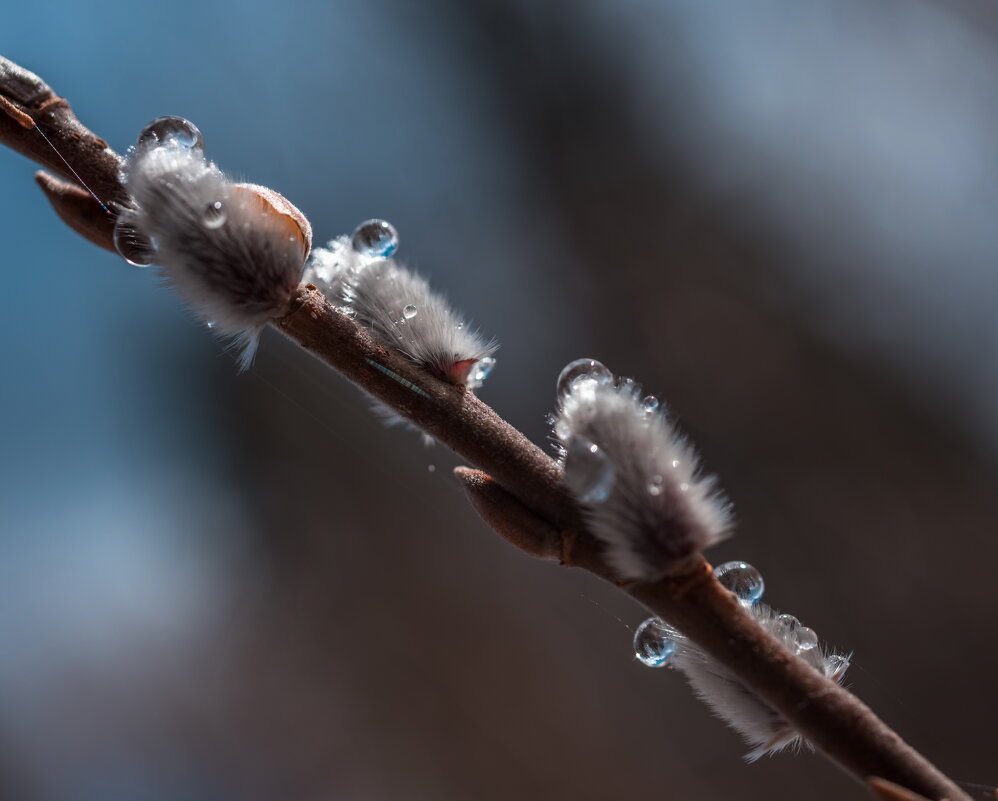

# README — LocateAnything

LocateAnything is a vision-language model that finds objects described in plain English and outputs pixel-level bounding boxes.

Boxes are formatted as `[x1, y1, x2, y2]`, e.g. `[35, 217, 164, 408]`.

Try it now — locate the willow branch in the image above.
[0, 54, 971, 801]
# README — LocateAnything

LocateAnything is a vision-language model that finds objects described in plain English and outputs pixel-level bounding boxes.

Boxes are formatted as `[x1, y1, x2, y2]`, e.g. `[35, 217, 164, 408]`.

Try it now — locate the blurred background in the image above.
[2, 1, 997, 798]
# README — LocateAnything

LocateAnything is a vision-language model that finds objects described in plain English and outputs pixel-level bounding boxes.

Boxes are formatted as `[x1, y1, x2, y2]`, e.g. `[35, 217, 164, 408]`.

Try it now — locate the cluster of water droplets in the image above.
[769, 610, 847, 676]
[114, 116, 213, 267]
[632, 558, 848, 677]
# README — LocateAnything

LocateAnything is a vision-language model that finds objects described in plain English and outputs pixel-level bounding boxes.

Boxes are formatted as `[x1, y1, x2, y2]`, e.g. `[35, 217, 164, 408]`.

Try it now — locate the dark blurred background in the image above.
[2, 1, 997, 799]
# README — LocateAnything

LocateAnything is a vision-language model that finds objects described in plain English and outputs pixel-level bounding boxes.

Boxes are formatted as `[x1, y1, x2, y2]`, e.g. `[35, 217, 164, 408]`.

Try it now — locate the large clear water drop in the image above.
[633, 617, 678, 668]
[137, 116, 205, 152]
[470, 356, 496, 385]
[713, 561, 765, 605]
[402, 304, 418, 319]
[113, 218, 156, 266]
[794, 627, 819, 652]
[556, 358, 613, 399]
[351, 219, 398, 259]
[774, 613, 800, 644]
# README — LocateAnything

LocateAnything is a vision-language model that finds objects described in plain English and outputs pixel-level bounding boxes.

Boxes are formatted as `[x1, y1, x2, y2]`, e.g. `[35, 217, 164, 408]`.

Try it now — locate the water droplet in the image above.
[714, 561, 765, 605]
[205, 320, 216, 330]
[470, 356, 496, 385]
[113, 218, 156, 266]
[825, 653, 850, 681]
[136, 116, 205, 152]
[402, 304, 418, 319]
[633, 617, 678, 668]
[795, 627, 819, 652]
[679, 482, 690, 492]
[648, 475, 664, 496]
[427, 464, 436, 473]
[641, 395, 660, 415]
[202, 200, 226, 229]
[455, 322, 464, 330]
[553, 418, 571, 440]
[564, 437, 616, 503]
[774, 613, 800, 643]
[671, 459, 680, 469]
[556, 358, 613, 398]
[351, 218, 398, 259]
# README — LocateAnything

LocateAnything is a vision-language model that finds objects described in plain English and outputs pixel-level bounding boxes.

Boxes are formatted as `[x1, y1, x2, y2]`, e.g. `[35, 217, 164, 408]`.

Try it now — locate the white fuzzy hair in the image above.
[305, 236, 497, 385]
[554, 378, 732, 581]
[118, 141, 308, 369]
[657, 606, 851, 761]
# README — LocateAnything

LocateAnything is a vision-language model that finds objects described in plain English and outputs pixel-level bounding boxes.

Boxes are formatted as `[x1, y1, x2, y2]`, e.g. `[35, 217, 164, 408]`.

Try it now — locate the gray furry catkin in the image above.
[117, 120, 311, 369]
[553, 372, 732, 581]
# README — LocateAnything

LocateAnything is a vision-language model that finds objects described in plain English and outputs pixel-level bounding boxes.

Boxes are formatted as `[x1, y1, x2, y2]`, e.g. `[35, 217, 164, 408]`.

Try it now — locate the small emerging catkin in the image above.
[305, 231, 497, 387]
[553, 366, 732, 581]
[656, 605, 851, 761]
[117, 117, 311, 369]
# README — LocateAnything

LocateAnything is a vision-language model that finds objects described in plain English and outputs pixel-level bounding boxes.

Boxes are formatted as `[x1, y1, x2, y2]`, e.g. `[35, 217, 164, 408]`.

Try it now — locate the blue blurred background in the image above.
[2, 1, 998, 799]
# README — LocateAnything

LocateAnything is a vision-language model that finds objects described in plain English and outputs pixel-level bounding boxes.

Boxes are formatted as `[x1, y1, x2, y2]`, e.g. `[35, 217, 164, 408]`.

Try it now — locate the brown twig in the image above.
[0, 53, 972, 801]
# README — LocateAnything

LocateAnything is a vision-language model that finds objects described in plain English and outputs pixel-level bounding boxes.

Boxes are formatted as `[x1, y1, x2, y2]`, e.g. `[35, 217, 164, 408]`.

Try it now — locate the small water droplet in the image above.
[136, 116, 205, 152]
[470, 356, 496, 385]
[714, 561, 765, 605]
[671, 459, 680, 469]
[633, 617, 678, 668]
[648, 475, 664, 496]
[205, 320, 216, 330]
[774, 613, 800, 643]
[351, 219, 398, 259]
[564, 437, 616, 503]
[825, 653, 850, 681]
[402, 304, 418, 319]
[427, 464, 436, 473]
[795, 627, 819, 652]
[679, 482, 690, 492]
[455, 322, 464, 330]
[113, 218, 156, 266]
[202, 200, 226, 229]
[641, 395, 660, 415]
[556, 358, 613, 398]
[553, 418, 571, 440]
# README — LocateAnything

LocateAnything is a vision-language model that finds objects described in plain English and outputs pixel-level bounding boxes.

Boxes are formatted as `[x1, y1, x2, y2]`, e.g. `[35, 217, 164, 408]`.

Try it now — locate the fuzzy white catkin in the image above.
[305, 236, 497, 386]
[554, 377, 732, 581]
[118, 140, 309, 369]
[663, 605, 851, 761]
